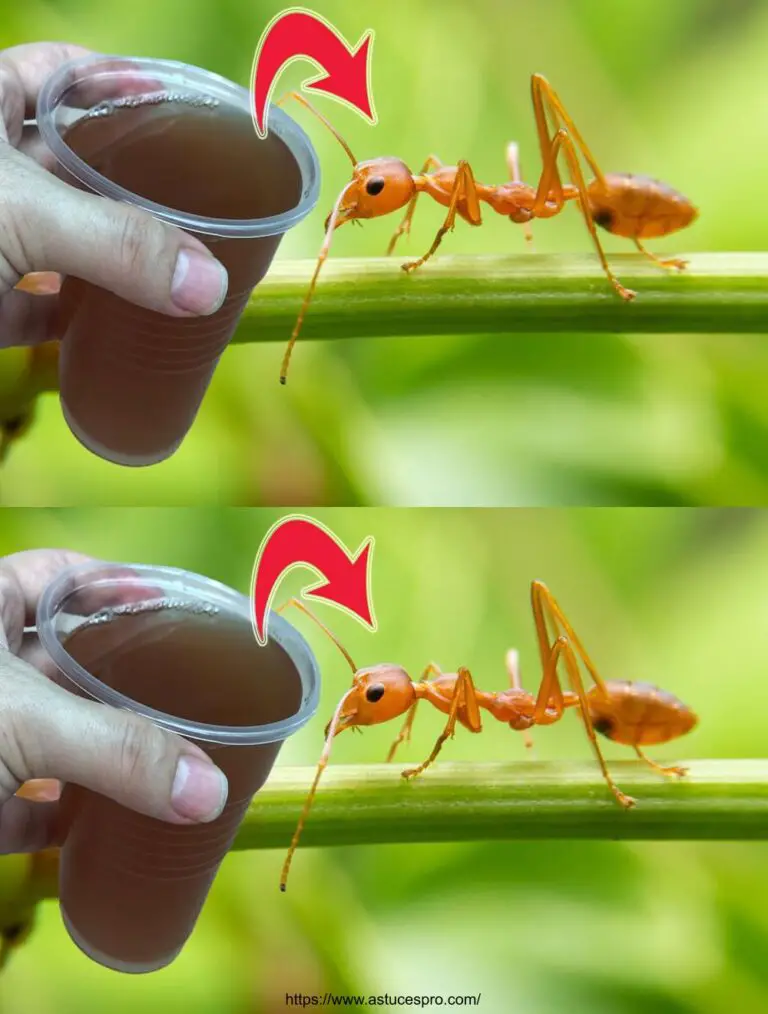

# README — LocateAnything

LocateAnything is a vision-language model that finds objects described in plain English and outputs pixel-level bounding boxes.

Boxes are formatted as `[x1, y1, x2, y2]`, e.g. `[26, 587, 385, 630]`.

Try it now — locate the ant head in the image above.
[335, 664, 414, 729]
[338, 159, 415, 222]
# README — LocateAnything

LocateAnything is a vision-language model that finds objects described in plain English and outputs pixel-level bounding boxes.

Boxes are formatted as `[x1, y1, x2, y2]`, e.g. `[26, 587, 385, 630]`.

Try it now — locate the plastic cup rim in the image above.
[36, 52, 321, 238]
[36, 560, 321, 745]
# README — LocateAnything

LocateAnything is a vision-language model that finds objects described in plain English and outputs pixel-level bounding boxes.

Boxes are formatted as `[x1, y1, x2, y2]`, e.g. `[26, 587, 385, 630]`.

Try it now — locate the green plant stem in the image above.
[24, 760, 766, 904]
[233, 760, 768, 849]
[235, 253, 768, 345]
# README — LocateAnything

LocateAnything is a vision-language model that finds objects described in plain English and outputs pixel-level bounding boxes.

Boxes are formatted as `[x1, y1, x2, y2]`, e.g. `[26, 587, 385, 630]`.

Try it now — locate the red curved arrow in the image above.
[252, 515, 376, 645]
[251, 8, 376, 138]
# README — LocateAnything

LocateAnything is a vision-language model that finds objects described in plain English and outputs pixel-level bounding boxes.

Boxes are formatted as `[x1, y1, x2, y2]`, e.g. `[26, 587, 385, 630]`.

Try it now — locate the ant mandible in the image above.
[277, 73, 698, 383]
[276, 580, 697, 890]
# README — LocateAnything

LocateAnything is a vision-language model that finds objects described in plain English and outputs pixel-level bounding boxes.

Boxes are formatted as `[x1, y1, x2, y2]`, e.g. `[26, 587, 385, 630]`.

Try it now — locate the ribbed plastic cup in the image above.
[37, 54, 320, 465]
[37, 561, 320, 973]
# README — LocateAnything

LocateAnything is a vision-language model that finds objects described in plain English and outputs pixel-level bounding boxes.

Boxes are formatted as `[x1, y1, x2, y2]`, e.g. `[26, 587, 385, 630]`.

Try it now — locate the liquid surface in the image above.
[62, 598, 303, 727]
[63, 91, 302, 220]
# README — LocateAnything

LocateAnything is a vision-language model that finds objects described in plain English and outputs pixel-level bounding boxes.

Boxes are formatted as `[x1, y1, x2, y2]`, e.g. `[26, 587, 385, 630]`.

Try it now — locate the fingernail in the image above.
[171, 249, 228, 315]
[171, 755, 228, 822]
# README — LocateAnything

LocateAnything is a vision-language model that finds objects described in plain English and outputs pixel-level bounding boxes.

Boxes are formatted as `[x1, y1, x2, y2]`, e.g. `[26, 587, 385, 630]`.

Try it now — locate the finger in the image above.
[0, 551, 166, 652]
[0, 289, 58, 349]
[18, 631, 60, 681]
[18, 125, 54, 170]
[0, 550, 93, 651]
[0, 649, 228, 827]
[0, 145, 228, 317]
[0, 796, 59, 853]
[0, 43, 92, 144]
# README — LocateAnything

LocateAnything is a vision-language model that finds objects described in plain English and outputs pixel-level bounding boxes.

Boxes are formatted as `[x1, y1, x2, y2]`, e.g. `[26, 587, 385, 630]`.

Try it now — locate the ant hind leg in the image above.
[548, 131, 636, 302]
[633, 238, 688, 273]
[554, 637, 636, 808]
[634, 745, 688, 779]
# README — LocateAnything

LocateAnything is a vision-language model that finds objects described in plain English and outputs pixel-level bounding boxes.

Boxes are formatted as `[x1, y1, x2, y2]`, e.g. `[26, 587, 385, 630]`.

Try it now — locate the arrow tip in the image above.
[305, 537, 375, 629]
[305, 31, 375, 122]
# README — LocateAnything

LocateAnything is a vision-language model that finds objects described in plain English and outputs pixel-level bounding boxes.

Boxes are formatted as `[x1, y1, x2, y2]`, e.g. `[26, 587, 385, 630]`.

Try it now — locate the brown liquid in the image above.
[58, 600, 302, 971]
[57, 95, 303, 464]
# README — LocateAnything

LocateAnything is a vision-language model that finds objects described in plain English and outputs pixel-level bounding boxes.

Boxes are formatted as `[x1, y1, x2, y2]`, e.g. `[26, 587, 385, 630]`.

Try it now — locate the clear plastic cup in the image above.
[37, 561, 320, 973]
[36, 54, 320, 465]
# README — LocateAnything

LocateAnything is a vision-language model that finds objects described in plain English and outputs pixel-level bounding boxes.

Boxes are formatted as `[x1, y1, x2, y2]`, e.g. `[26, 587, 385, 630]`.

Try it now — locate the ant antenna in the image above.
[280, 687, 355, 890]
[280, 180, 356, 384]
[277, 91, 358, 166]
[276, 597, 358, 673]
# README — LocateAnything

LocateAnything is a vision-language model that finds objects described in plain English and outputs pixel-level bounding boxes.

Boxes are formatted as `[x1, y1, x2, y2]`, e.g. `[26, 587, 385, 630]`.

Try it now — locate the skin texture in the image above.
[0, 42, 228, 350]
[0, 550, 229, 855]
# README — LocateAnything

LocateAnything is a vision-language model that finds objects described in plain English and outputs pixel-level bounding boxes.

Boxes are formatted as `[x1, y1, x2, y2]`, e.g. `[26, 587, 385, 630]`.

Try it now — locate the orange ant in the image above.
[276, 580, 697, 889]
[277, 73, 698, 383]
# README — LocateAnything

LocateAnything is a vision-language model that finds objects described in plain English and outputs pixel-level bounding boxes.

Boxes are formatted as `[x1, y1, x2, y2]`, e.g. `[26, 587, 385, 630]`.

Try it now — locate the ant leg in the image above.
[280, 179, 357, 384]
[275, 597, 358, 674]
[402, 666, 482, 780]
[280, 687, 357, 890]
[530, 74, 605, 186]
[535, 130, 636, 302]
[634, 745, 688, 779]
[633, 238, 688, 273]
[505, 143, 534, 248]
[505, 649, 534, 750]
[386, 155, 443, 256]
[556, 637, 636, 808]
[402, 160, 482, 274]
[530, 577, 613, 729]
[386, 662, 443, 762]
[530, 580, 609, 696]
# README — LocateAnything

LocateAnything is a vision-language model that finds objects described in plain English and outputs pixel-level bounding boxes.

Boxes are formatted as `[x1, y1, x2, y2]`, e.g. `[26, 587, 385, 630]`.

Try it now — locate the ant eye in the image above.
[365, 683, 385, 703]
[365, 177, 385, 196]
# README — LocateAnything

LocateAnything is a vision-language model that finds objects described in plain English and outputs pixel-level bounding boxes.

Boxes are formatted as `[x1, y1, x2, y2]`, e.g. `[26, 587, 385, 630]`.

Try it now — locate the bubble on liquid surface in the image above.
[87, 92, 220, 120]
[87, 597, 220, 626]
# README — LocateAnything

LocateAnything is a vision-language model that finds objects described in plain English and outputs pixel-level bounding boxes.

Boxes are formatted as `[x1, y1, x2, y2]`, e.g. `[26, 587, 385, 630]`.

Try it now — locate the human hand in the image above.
[0, 42, 229, 350]
[0, 549, 229, 854]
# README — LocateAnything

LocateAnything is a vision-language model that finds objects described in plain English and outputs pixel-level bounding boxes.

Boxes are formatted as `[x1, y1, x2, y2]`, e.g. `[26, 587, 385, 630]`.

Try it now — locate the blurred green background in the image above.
[1, 0, 768, 505]
[0, 507, 766, 1012]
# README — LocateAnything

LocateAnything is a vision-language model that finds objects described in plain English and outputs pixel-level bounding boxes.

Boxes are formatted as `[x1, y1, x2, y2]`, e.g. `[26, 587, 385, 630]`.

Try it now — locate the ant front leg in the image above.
[634, 745, 687, 779]
[386, 155, 443, 256]
[402, 666, 482, 780]
[402, 160, 482, 273]
[386, 661, 443, 763]
[633, 238, 688, 273]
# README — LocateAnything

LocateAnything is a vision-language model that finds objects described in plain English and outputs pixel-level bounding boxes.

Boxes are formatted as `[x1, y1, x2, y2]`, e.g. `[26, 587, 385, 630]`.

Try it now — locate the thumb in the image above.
[0, 143, 228, 317]
[0, 648, 228, 827]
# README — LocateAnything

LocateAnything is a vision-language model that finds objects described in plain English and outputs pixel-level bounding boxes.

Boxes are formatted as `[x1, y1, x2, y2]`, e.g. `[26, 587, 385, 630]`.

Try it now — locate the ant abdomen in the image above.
[586, 680, 697, 746]
[587, 173, 698, 240]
